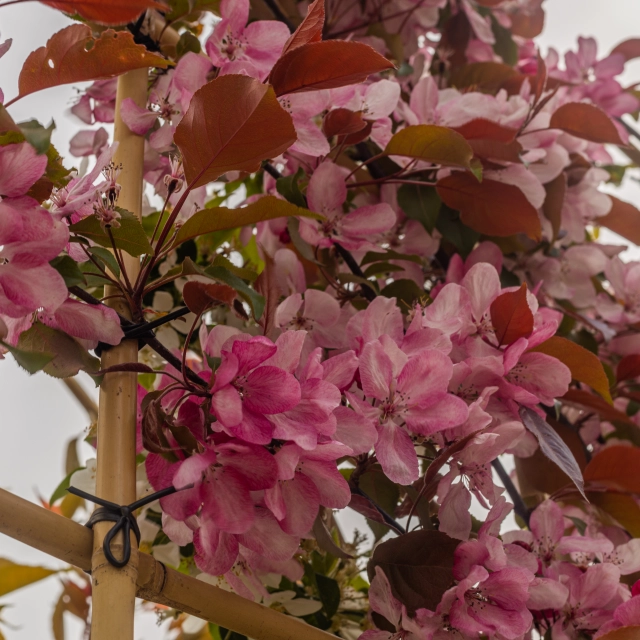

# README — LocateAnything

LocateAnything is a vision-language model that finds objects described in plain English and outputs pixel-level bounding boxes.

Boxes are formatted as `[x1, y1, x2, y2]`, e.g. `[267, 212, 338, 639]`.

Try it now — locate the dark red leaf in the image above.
[542, 173, 566, 242]
[510, 4, 545, 38]
[598, 196, 640, 246]
[452, 119, 518, 142]
[41, 0, 166, 24]
[617, 355, 640, 383]
[282, 0, 325, 55]
[436, 173, 542, 239]
[367, 530, 458, 614]
[611, 38, 640, 62]
[269, 40, 394, 97]
[12, 25, 169, 105]
[490, 284, 534, 347]
[174, 75, 296, 188]
[468, 138, 523, 163]
[183, 281, 236, 315]
[323, 108, 367, 138]
[550, 103, 624, 145]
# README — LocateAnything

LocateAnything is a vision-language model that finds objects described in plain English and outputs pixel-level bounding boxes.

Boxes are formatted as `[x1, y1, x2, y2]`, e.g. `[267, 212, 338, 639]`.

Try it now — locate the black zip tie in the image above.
[95, 307, 190, 357]
[67, 483, 192, 568]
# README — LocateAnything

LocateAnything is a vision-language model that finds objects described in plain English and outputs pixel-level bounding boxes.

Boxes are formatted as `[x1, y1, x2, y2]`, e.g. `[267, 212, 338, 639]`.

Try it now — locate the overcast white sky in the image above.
[2, 2, 640, 638]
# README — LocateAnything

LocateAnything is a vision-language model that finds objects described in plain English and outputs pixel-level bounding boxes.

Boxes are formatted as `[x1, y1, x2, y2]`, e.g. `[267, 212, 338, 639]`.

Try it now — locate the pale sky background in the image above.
[2, 2, 640, 638]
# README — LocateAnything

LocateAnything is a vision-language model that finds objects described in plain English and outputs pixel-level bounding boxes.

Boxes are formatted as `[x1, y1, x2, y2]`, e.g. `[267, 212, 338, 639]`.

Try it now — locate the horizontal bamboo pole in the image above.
[0, 488, 93, 570]
[0, 488, 336, 640]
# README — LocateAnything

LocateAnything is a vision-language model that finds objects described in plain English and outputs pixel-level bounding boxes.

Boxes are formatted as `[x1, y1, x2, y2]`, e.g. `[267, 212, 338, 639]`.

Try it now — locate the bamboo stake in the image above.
[90, 66, 147, 640]
[0, 489, 336, 640]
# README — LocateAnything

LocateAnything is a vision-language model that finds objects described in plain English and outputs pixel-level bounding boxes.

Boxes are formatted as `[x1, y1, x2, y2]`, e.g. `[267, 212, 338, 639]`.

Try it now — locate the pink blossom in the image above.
[0, 142, 47, 197]
[0, 197, 68, 317]
[207, 335, 302, 444]
[358, 340, 468, 484]
[298, 162, 396, 251]
[275, 289, 341, 348]
[265, 441, 352, 535]
[205, 0, 289, 80]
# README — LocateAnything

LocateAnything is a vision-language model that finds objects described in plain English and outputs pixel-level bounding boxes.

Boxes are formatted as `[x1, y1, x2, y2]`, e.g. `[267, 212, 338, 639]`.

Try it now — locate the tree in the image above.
[2, 0, 640, 638]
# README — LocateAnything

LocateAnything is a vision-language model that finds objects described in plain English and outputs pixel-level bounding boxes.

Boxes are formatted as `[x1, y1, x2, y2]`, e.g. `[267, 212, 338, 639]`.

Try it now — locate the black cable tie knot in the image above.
[95, 306, 191, 357]
[67, 483, 190, 568]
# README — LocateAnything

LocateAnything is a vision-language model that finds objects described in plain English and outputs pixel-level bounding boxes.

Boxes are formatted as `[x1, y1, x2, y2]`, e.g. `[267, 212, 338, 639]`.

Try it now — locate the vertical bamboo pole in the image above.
[90, 67, 147, 640]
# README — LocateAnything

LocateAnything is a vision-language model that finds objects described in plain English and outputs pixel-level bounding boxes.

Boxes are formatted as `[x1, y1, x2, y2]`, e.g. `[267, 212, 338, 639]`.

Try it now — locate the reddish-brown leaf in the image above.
[598, 195, 640, 246]
[588, 492, 640, 537]
[174, 75, 296, 188]
[385, 125, 473, 169]
[562, 389, 634, 425]
[584, 446, 640, 494]
[41, 0, 166, 24]
[269, 40, 394, 97]
[531, 336, 612, 403]
[468, 138, 523, 163]
[436, 173, 542, 239]
[183, 281, 236, 315]
[542, 173, 566, 242]
[509, 4, 545, 38]
[453, 119, 518, 142]
[490, 284, 534, 347]
[12, 25, 169, 104]
[550, 103, 624, 145]
[617, 354, 640, 383]
[611, 38, 640, 62]
[323, 108, 367, 137]
[368, 530, 458, 614]
[449, 62, 521, 93]
[282, 0, 325, 55]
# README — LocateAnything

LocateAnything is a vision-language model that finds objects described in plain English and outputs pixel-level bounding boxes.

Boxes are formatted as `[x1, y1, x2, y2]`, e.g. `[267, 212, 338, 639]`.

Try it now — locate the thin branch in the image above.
[334, 242, 377, 302]
[68, 287, 207, 388]
[491, 458, 530, 526]
[260, 0, 295, 31]
[350, 486, 406, 535]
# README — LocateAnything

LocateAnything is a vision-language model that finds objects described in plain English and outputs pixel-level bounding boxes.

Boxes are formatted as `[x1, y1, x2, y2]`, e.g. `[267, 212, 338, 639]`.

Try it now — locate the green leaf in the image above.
[1, 340, 54, 374]
[212, 254, 258, 282]
[204, 266, 265, 320]
[88, 246, 121, 277]
[491, 15, 518, 66]
[363, 262, 404, 278]
[50, 467, 83, 504]
[18, 119, 55, 154]
[287, 216, 319, 264]
[315, 574, 341, 619]
[385, 125, 473, 168]
[0, 559, 58, 597]
[50, 255, 85, 287]
[16, 322, 100, 378]
[359, 466, 400, 540]
[380, 279, 424, 308]
[176, 31, 201, 58]
[435, 204, 480, 257]
[69, 208, 153, 257]
[397, 184, 441, 233]
[276, 168, 307, 207]
[172, 196, 321, 249]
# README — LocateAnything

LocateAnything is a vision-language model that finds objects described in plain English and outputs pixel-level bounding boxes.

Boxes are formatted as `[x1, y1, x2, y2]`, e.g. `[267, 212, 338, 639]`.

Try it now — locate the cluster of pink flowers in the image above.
[366, 497, 640, 639]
